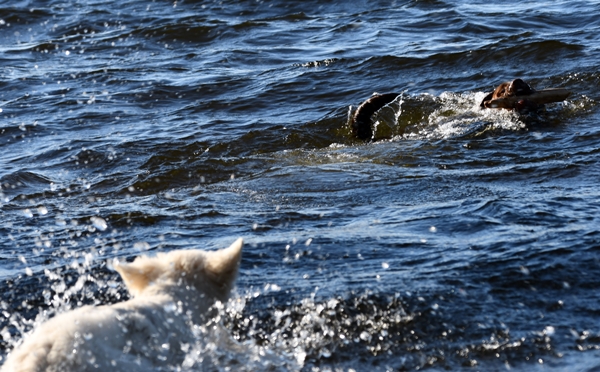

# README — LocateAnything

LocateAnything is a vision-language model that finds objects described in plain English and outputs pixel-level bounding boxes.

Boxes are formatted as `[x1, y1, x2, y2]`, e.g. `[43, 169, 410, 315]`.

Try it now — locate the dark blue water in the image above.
[2, 0, 600, 370]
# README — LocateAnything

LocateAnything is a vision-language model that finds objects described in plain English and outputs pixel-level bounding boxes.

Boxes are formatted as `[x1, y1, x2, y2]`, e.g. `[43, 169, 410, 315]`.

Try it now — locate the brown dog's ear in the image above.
[115, 255, 168, 297]
[480, 91, 494, 108]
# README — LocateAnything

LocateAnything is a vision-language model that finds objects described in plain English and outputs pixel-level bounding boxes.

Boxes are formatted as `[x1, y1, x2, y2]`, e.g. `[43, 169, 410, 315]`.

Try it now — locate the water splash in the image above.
[0, 249, 302, 371]
[367, 91, 541, 141]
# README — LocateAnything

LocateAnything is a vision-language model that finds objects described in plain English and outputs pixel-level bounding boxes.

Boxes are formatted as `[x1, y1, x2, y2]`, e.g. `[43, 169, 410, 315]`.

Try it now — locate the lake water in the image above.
[1, 0, 600, 370]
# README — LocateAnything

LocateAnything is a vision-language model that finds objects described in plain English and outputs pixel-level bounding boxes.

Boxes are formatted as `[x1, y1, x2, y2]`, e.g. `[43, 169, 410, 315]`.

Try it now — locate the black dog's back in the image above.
[351, 93, 400, 140]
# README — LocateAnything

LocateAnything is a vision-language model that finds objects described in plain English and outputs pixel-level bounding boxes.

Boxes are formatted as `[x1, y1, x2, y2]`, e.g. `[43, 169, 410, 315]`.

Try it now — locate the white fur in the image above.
[1, 238, 243, 372]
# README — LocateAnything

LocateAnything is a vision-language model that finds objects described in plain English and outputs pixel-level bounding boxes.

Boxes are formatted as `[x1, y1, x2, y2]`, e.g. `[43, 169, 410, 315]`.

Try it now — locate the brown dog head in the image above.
[480, 78, 536, 109]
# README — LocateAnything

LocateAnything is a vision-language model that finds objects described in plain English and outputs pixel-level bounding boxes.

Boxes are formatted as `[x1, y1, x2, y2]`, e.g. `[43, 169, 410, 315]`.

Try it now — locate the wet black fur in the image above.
[351, 93, 400, 141]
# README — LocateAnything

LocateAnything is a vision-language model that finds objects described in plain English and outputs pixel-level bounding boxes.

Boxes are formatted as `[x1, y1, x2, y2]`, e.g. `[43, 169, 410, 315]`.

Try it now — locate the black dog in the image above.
[351, 79, 560, 141]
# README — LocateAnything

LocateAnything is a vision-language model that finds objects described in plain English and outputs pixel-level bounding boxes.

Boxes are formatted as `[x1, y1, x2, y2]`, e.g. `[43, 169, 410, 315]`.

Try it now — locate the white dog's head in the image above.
[114, 238, 243, 302]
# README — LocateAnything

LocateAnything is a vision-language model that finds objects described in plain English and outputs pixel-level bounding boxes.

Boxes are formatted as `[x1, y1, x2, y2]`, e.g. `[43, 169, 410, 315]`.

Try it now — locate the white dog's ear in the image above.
[115, 255, 168, 297]
[205, 238, 243, 277]
[202, 238, 243, 297]
[115, 238, 243, 298]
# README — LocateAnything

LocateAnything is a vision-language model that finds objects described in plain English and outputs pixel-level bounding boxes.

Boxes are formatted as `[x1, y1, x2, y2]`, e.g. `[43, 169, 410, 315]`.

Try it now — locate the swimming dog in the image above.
[1, 238, 243, 372]
[351, 79, 570, 140]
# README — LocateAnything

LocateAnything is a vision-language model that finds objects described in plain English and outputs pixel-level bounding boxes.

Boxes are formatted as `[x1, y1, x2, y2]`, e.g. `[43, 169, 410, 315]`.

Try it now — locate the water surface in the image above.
[1, 0, 600, 370]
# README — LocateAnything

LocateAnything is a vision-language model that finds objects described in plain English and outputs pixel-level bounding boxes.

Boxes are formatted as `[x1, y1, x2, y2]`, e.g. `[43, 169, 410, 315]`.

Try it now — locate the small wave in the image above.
[0, 171, 52, 199]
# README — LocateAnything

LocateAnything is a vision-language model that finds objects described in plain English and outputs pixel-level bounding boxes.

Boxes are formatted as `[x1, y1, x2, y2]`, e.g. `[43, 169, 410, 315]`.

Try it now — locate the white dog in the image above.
[1, 238, 243, 372]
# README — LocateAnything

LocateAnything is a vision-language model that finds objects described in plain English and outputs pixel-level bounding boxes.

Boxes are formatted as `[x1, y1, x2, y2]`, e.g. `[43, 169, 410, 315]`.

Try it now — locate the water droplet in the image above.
[133, 241, 151, 251]
[429, 226, 437, 232]
[381, 262, 389, 269]
[269, 284, 281, 292]
[544, 326, 555, 336]
[37, 206, 48, 215]
[90, 216, 107, 231]
[319, 348, 331, 358]
[163, 303, 177, 313]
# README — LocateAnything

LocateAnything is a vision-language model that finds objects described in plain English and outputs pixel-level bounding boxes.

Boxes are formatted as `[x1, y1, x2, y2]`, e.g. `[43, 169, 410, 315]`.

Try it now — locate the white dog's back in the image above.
[1, 238, 243, 372]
